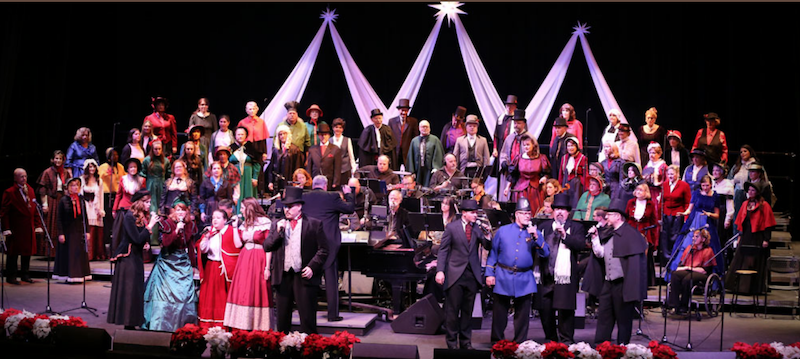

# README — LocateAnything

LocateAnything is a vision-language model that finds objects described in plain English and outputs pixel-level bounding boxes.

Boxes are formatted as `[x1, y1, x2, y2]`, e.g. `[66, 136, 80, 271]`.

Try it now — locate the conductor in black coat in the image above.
[435, 199, 492, 350]
[583, 198, 647, 345]
[302, 176, 355, 321]
[263, 187, 329, 334]
[534, 193, 587, 343]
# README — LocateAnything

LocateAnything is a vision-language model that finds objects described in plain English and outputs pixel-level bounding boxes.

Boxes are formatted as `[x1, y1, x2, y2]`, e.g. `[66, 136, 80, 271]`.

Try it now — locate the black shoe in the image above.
[329, 316, 344, 322]
[21, 276, 35, 283]
[6, 278, 20, 285]
[462, 344, 475, 350]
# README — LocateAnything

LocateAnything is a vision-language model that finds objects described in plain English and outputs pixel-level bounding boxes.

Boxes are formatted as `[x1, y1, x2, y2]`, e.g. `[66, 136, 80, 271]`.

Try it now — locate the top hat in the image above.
[515, 197, 531, 212]
[282, 186, 305, 205]
[124, 158, 142, 172]
[465, 115, 480, 125]
[454, 106, 467, 119]
[552, 193, 572, 210]
[317, 122, 331, 135]
[618, 123, 632, 132]
[396, 98, 412, 109]
[306, 104, 323, 118]
[553, 116, 568, 127]
[370, 108, 383, 118]
[512, 109, 527, 122]
[666, 130, 682, 142]
[690, 148, 707, 158]
[284, 101, 300, 112]
[607, 198, 628, 218]
[131, 189, 151, 203]
[504, 95, 518, 105]
[460, 199, 479, 211]
[188, 124, 206, 137]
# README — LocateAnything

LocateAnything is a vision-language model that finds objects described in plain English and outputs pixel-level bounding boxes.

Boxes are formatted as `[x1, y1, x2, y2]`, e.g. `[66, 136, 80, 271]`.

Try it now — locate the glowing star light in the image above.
[320, 7, 338, 23]
[572, 22, 591, 35]
[429, 2, 466, 26]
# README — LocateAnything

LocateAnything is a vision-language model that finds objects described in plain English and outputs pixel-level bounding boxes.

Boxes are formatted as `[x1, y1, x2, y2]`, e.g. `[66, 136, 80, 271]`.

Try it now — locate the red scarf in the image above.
[70, 194, 81, 218]
[56, 166, 66, 185]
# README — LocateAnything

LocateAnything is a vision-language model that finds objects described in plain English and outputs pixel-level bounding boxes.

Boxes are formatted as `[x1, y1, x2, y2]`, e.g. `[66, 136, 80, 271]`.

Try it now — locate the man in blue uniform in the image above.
[486, 197, 550, 345]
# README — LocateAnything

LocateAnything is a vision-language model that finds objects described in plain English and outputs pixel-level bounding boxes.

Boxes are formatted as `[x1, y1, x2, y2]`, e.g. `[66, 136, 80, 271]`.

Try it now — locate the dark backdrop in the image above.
[1, 2, 798, 234]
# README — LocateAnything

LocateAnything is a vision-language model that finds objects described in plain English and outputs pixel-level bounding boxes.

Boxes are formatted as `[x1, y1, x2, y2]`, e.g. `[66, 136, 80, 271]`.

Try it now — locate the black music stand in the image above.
[400, 197, 421, 213]
[484, 209, 512, 228]
[408, 212, 444, 237]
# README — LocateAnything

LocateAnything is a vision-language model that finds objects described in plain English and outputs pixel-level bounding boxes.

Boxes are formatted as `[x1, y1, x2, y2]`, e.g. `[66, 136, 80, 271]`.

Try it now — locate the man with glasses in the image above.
[485, 197, 549, 345]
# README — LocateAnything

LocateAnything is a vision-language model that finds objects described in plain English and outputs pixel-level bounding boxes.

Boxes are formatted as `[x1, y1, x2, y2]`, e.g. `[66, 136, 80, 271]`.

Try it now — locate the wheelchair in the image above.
[663, 271, 724, 321]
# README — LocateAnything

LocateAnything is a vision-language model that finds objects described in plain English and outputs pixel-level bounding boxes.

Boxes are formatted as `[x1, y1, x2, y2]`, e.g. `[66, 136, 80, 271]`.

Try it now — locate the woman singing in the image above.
[224, 198, 273, 330]
[667, 229, 716, 315]
[142, 200, 199, 331]
[197, 209, 240, 328]
[53, 178, 92, 283]
[107, 190, 158, 329]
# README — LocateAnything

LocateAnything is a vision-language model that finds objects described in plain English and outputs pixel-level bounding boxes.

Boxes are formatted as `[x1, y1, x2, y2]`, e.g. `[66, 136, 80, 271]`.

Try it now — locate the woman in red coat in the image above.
[197, 209, 241, 328]
[558, 135, 589, 209]
[626, 183, 659, 286]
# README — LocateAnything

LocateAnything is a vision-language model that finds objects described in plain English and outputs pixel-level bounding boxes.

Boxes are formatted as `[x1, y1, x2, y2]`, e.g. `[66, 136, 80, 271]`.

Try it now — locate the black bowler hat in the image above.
[743, 181, 766, 198]
[282, 187, 305, 205]
[553, 116, 568, 127]
[151, 96, 169, 107]
[690, 148, 706, 158]
[124, 158, 142, 172]
[460, 199, 479, 211]
[317, 122, 331, 134]
[618, 123, 632, 132]
[370, 108, 383, 118]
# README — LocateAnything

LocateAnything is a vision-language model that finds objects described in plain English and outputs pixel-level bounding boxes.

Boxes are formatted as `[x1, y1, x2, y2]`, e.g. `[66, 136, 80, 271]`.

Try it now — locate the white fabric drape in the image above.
[578, 32, 630, 125]
[328, 15, 444, 127]
[258, 19, 329, 149]
[451, 15, 504, 140]
[523, 33, 579, 138]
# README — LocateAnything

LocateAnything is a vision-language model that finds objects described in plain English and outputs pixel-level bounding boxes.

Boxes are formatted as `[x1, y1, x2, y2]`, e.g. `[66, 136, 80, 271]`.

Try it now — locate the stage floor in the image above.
[2, 261, 799, 359]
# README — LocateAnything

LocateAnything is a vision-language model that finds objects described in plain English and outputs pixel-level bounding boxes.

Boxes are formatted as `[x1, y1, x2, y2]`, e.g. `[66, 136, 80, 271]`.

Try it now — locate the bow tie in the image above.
[607, 127, 616, 134]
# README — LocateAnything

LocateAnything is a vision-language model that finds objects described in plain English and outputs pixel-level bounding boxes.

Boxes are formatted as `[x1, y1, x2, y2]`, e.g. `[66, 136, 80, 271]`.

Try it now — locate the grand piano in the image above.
[338, 229, 429, 315]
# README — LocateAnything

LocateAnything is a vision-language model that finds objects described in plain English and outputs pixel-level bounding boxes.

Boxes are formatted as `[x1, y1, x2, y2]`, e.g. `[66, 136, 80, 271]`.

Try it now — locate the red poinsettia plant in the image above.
[170, 323, 208, 356]
[0, 308, 22, 331]
[731, 342, 781, 359]
[11, 314, 50, 341]
[648, 341, 678, 359]
[227, 330, 250, 357]
[492, 339, 520, 359]
[245, 329, 286, 357]
[596, 341, 627, 359]
[301, 331, 360, 359]
[543, 341, 575, 359]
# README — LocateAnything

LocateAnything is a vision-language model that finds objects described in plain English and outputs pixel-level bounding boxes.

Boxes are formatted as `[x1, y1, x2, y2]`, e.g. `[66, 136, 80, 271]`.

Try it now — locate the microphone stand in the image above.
[34, 201, 59, 314]
[636, 224, 656, 339]
[659, 224, 706, 344]
[61, 196, 99, 317]
[0, 223, 6, 311]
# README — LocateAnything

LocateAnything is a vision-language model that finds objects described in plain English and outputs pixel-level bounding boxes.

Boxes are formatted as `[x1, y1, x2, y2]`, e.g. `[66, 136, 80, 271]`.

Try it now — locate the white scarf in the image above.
[122, 175, 140, 195]
[554, 237, 572, 284]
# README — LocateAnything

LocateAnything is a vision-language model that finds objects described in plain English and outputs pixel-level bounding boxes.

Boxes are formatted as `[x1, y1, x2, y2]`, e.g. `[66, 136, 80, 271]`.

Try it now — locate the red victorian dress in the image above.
[197, 224, 240, 328]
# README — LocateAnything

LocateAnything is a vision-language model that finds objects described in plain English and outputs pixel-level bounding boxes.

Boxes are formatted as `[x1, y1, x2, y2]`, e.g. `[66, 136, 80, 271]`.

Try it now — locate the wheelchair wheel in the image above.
[704, 273, 722, 317]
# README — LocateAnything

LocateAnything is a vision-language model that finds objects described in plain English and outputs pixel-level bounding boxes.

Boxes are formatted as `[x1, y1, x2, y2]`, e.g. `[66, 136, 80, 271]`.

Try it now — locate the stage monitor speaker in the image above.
[352, 343, 420, 359]
[112, 328, 173, 354]
[391, 293, 445, 335]
[433, 348, 492, 359]
[53, 326, 112, 354]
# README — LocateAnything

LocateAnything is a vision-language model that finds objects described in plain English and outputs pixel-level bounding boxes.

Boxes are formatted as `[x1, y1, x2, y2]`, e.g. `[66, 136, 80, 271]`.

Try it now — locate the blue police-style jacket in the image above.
[485, 223, 549, 298]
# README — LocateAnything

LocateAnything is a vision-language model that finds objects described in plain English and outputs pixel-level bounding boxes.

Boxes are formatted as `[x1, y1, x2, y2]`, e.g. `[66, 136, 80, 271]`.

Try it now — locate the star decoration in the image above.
[320, 7, 338, 23]
[429, 2, 466, 26]
[572, 22, 591, 35]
